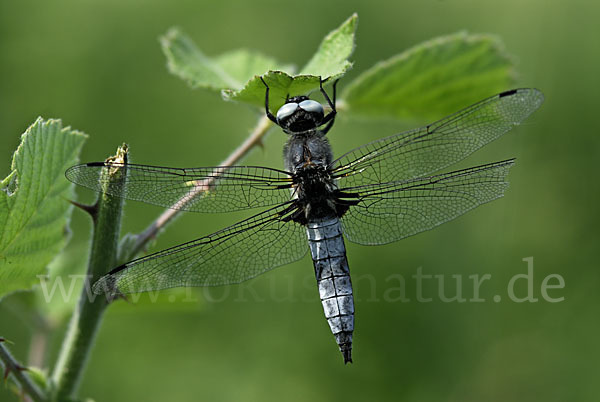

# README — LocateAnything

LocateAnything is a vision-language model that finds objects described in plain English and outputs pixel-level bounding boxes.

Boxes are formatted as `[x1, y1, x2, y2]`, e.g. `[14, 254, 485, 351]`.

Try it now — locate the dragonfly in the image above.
[66, 77, 544, 363]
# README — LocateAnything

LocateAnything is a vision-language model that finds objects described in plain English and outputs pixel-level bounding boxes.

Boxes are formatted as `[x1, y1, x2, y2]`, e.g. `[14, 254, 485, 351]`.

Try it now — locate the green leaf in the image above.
[162, 14, 357, 111]
[160, 28, 294, 92]
[342, 32, 515, 121]
[0, 118, 87, 300]
[224, 14, 357, 109]
[223, 70, 323, 113]
[214, 49, 295, 87]
[300, 13, 357, 77]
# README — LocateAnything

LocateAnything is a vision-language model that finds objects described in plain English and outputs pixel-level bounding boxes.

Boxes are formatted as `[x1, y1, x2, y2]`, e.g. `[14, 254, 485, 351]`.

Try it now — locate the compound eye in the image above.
[299, 100, 324, 115]
[276, 102, 299, 122]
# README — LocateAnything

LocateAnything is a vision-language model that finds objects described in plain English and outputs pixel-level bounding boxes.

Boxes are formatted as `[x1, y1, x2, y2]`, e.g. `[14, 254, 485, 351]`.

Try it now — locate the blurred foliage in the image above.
[342, 31, 515, 121]
[0, 1, 599, 402]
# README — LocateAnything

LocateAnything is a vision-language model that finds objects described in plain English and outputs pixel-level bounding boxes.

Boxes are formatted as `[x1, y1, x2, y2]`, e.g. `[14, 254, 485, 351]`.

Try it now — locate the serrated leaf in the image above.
[342, 32, 515, 121]
[0, 118, 87, 300]
[223, 14, 357, 109]
[160, 28, 294, 91]
[300, 13, 357, 77]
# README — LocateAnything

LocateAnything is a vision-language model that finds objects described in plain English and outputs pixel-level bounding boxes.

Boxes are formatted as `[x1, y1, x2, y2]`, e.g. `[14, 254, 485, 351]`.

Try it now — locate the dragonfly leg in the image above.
[260, 76, 278, 124]
[319, 78, 339, 135]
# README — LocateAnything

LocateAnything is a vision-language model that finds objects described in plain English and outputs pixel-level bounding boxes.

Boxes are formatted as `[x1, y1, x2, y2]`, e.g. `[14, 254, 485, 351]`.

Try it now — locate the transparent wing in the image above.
[65, 162, 293, 213]
[331, 89, 543, 186]
[338, 159, 515, 245]
[92, 203, 308, 295]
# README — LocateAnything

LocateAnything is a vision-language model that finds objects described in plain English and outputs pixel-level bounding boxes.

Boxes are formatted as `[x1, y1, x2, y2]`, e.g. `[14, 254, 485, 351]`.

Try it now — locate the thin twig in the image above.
[129, 115, 272, 258]
[0, 340, 47, 402]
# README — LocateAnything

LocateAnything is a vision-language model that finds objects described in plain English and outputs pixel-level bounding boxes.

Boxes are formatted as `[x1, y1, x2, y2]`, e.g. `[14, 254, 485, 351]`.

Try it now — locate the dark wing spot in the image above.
[499, 89, 518, 98]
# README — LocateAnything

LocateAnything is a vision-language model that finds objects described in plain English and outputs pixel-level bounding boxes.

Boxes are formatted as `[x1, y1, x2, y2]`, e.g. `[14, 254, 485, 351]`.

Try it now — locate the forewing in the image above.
[339, 160, 515, 245]
[92, 203, 308, 295]
[332, 89, 543, 186]
[65, 162, 293, 213]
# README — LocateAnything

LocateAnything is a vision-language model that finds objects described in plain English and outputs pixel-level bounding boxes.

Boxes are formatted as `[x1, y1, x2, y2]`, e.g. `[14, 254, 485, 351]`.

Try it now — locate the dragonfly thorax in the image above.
[285, 133, 341, 224]
[291, 163, 339, 223]
[276, 96, 325, 134]
[284, 132, 333, 173]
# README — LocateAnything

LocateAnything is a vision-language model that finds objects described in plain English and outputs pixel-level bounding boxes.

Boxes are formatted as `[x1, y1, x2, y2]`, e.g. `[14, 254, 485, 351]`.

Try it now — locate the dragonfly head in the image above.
[276, 96, 325, 135]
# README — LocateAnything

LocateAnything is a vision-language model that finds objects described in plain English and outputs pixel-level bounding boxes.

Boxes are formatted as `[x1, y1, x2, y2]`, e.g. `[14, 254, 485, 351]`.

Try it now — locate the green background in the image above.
[1, 0, 598, 401]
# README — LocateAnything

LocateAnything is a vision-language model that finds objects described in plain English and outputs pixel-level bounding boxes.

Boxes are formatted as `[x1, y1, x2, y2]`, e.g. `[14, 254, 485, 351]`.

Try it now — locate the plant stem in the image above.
[51, 146, 128, 400]
[128, 115, 272, 260]
[0, 340, 47, 402]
